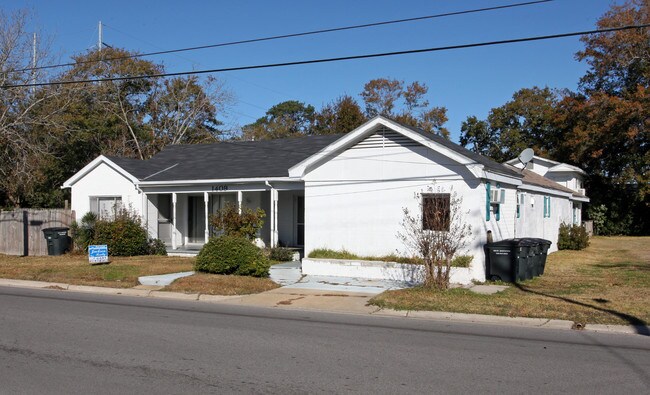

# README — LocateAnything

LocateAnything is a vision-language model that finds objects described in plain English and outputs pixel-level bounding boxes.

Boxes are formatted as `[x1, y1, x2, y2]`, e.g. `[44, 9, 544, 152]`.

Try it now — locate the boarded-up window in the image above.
[422, 193, 450, 231]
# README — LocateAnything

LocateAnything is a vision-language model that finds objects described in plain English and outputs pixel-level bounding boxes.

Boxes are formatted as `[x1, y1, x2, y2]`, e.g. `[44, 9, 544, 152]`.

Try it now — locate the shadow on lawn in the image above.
[513, 282, 649, 336]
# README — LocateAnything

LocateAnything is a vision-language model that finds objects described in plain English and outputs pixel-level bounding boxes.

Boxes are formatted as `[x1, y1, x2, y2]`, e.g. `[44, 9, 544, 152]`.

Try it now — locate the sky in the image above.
[5, 0, 620, 142]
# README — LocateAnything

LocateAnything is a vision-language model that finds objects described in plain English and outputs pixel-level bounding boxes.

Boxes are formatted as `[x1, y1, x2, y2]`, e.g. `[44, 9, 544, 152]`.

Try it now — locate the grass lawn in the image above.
[163, 273, 280, 295]
[370, 236, 650, 325]
[0, 254, 194, 288]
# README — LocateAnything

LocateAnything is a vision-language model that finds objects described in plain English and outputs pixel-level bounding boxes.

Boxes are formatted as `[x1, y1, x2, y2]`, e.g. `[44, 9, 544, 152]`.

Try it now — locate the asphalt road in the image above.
[0, 286, 648, 394]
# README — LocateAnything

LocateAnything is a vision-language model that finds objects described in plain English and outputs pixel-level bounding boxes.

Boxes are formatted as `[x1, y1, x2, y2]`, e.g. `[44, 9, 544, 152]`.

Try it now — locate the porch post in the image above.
[204, 192, 209, 243]
[171, 192, 177, 250]
[142, 192, 149, 237]
[271, 188, 278, 247]
[237, 190, 243, 214]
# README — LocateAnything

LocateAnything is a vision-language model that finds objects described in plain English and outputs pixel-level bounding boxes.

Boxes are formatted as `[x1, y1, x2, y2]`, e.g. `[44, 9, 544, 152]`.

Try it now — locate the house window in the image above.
[91, 196, 122, 219]
[516, 193, 524, 219]
[543, 196, 551, 218]
[423, 193, 450, 231]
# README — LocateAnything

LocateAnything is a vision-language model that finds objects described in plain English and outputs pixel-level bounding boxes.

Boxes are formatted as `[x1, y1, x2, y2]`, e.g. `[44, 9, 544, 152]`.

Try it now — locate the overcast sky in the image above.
[6, 0, 618, 141]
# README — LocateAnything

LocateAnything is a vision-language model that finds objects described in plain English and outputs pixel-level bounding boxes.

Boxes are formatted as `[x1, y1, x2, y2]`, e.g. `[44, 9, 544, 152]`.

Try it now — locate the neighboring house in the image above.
[62, 116, 589, 284]
[505, 155, 589, 228]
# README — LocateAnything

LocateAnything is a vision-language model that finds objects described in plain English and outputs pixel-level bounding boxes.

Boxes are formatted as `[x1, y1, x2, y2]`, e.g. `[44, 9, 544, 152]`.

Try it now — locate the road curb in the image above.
[0, 278, 644, 335]
[149, 290, 199, 300]
[584, 323, 650, 335]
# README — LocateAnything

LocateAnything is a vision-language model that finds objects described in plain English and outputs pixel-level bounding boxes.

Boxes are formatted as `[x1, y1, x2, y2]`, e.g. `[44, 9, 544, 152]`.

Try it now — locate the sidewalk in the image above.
[1, 277, 647, 336]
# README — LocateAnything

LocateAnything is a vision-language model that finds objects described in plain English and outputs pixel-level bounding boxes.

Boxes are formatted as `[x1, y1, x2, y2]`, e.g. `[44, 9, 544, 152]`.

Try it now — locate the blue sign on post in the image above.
[88, 245, 109, 264]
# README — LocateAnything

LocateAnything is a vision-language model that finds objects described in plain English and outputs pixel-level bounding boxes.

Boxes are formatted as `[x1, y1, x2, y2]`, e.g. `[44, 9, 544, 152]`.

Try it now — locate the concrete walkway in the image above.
[270, 261, 413, 294]
[268, 261, 508, 295]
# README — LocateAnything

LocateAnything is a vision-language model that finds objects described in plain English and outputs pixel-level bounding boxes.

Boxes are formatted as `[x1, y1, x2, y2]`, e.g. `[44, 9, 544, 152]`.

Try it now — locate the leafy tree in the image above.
[360, 78, 449, 137]
[242, 100, 316, 140]
[11, 47, 230, 208]
[146, 75, 231, 155]
[59, 48, 163, 160]
[459, 1, 649, 234]
[576, 0, 650, 95]
[360, 78, 403, 116]
[313, 95, 366, 135]
[0, 9, 62, 207]
[459, 87, 563, 163]
[459, 116, 494, 156]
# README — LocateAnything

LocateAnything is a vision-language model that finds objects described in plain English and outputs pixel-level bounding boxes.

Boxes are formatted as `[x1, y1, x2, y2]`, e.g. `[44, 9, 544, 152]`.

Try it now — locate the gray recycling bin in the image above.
[484, 238, 552, 282]
[42, 227, 70, 256]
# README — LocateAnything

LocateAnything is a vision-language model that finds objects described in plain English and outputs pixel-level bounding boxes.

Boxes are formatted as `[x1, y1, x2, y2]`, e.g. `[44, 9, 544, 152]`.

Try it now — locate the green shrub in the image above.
[558, 223, 590, 250]
[269, 247, 295, 262]
[307, 248, 422, 264]
[451, 255, 473, 268]
[209, 203, 265, 240]
[93, 208, 149, 256]
[70, 212, 98, 252]
[195, 234, 270, 277]
[148, 238, 168, 256]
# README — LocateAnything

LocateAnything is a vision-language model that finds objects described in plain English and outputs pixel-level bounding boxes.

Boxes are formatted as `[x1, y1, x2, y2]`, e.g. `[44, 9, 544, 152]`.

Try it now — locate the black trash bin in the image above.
[485, 239, 525, 282]
[521, 238, 541, 276]
[42, 227, 70, 256]
[533, 238, 552, 275]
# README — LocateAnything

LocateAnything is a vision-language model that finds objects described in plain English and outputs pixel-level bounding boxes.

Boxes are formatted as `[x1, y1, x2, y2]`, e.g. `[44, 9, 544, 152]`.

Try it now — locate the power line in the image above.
[8, 0, 552, 74]
[4, 23, 648, 89]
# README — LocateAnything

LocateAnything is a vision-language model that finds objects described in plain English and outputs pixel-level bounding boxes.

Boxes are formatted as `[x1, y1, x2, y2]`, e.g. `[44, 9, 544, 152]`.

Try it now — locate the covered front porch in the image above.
[140, 181, 304, 251]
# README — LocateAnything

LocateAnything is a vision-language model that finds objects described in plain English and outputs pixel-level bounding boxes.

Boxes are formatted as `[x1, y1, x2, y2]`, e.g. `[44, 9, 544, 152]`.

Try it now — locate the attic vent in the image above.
[351, 126, 421, 149]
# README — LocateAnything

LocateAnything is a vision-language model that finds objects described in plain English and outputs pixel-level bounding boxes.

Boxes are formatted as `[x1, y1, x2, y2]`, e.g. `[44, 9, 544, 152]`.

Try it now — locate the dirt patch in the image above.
[43, 285, 67, 290]
[163, 272, 280, 295]
[277, 296, 305, 305]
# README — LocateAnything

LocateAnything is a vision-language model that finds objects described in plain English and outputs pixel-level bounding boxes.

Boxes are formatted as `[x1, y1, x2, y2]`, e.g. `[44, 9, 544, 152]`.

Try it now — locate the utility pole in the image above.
[98, 21, 102, 51]
[31, 32, 36, 92]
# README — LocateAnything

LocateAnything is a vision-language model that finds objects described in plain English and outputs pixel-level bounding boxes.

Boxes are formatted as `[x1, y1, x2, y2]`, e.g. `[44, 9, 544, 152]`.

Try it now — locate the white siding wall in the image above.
[70, 162, 141, 221]
[514, 191, 573, 253]
[303, 143, 492, 282]
[146, 194, 159, 238]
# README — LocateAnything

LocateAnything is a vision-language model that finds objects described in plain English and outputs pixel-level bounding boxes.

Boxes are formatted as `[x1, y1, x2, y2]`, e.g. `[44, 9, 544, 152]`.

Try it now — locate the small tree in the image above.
[209, 202, 265, 240]
[398, 188, 473, 289]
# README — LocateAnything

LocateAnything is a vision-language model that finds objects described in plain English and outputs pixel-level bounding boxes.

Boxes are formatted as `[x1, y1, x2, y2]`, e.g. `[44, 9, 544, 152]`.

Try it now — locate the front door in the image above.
[188, 196, 205, 243]
[157, 194, 173, 245]
[295, 196, 304, 246]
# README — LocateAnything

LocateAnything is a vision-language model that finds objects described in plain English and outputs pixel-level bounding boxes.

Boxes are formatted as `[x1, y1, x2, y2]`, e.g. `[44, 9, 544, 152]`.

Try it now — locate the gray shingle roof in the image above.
[504, 164, 579, 195]
[111, 135, 343, 182]
[105, 116, 522, 183]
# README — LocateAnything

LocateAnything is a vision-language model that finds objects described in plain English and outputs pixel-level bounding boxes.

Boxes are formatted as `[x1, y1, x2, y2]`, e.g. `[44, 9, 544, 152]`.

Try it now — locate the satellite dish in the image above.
[518, 148, 534, 167]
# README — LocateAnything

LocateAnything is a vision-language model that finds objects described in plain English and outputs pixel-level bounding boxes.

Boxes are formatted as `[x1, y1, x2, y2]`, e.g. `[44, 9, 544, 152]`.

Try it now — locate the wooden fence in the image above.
[0, 209, 76, 256]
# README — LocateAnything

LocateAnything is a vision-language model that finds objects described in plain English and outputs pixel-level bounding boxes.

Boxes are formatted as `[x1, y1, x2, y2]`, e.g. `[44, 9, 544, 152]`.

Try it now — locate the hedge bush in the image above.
[195, 234, 270, 277]
[93, 209, 150, 256]
[209, 203, 266, 240]
[70, 212, 98, 252]
[269, 247, 295, 262]
[148, 238, 168, 256]
[558, 223, 590, 250]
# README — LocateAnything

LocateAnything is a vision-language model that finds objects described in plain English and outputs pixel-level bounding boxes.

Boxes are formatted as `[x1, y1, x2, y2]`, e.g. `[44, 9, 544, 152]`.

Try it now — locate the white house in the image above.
[63, 116, 589, 284]
[505, 155, 588, 229]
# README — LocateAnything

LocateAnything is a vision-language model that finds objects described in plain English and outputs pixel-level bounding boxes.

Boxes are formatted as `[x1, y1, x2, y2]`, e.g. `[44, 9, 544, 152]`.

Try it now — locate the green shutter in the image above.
[516, 193, 520, 219]
[495, 183, 501, 221]
[543, 196, 551, 218]
[485, 182, 491, 221]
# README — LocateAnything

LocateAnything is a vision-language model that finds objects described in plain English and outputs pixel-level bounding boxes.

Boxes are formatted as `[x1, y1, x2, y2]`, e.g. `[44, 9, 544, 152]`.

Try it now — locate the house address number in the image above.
[211, 185, 229, 191]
